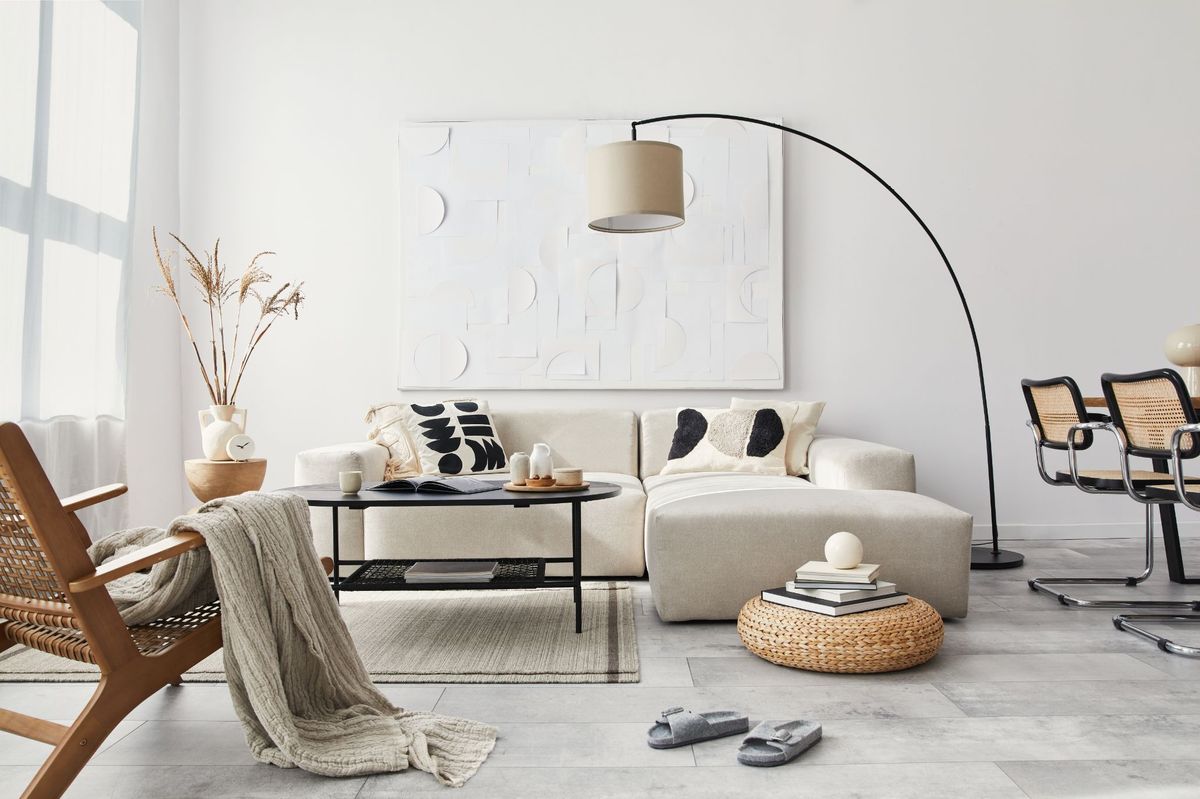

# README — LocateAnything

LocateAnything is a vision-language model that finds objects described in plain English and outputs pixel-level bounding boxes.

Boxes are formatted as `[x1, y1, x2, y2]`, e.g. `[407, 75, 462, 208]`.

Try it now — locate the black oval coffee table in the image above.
[280, 481, 622, 633]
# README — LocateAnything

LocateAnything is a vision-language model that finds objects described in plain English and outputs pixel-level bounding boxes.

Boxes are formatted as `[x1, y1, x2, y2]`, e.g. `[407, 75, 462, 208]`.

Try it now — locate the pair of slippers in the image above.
[646, 707, 821, 766]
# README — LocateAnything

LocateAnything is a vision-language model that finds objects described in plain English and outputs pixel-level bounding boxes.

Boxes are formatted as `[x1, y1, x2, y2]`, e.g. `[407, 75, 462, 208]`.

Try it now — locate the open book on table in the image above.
[370, 475, 500, 494]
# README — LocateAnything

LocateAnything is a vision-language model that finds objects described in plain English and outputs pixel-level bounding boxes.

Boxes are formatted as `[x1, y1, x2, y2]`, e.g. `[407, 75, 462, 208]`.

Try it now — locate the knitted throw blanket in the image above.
[88, 492, 497, 787]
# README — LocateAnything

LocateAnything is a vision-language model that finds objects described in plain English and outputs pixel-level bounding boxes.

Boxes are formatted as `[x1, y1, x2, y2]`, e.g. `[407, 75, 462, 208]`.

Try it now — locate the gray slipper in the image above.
[736, 720, 822, 766]
[646, 706, 750, 749]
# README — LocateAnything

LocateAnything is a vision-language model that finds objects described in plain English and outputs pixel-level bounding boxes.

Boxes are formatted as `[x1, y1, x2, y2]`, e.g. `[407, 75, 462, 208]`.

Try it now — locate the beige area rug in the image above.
[0, 582, 639, 684]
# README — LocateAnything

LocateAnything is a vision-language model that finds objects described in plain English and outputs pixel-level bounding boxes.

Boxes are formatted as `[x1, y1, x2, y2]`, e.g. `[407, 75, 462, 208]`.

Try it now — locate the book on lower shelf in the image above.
[794, 560, 881, 584]
[786, 580, 897, 603]
[404, 561, 498, 583]
[761, 587, 908, 616]
[371, 475, 500, 494]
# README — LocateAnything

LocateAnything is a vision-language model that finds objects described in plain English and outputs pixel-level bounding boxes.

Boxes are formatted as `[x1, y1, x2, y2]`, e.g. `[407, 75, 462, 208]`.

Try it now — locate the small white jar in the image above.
[509, 452, 530, 486]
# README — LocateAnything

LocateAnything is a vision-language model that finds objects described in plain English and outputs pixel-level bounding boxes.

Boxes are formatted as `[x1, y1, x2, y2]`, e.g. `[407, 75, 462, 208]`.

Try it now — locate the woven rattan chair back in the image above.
[1021, 376, 1092, 450]
[1102, 369, 1200, 459]
[0, 427, 88, 631]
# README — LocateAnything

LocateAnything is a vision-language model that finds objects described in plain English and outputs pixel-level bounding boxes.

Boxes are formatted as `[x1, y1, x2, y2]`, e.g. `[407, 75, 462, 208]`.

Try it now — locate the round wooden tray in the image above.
[503, 481, 591, 493]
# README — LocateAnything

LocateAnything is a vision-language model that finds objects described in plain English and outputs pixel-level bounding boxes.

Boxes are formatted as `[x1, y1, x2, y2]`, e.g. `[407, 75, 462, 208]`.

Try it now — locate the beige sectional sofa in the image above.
[295, 407, 972, 620]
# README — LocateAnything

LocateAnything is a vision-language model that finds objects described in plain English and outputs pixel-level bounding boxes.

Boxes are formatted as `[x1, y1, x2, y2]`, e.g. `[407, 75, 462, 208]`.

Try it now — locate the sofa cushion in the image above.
[493, 408, 638, 475]
[400, 399, 508, 475]
[730, 398, 825, 476]
[644, 471, 814, 505]
[362, 471, 646, 577]
[644, 484, 972, 620]
[659, 406, 796, 477]
[640, 408, 681, 479]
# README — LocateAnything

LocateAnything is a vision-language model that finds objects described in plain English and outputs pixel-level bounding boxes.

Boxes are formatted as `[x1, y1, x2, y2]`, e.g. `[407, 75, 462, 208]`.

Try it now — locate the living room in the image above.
[2, 1, 1199, 797]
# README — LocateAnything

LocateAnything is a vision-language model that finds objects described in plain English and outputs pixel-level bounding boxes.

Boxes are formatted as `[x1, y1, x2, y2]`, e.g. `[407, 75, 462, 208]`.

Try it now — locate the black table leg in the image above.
[572, 500, 582, 633]
[331, 506, 341, 601]
[1154, 458, 1199, 584]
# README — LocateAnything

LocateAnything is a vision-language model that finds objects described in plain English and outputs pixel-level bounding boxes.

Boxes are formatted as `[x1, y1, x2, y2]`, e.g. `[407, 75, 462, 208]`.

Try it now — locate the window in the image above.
[0, 1, 140, 422]
[0, 1, 141, 533]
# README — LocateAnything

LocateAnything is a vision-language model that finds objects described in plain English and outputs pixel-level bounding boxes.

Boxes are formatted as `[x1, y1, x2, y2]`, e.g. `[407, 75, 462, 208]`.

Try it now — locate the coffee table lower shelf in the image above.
[334, 557, 574, 592]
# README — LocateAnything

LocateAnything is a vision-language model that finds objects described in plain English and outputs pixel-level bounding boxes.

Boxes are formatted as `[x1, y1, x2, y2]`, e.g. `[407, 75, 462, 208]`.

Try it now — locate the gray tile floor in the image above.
[4, 538, 1200, 798]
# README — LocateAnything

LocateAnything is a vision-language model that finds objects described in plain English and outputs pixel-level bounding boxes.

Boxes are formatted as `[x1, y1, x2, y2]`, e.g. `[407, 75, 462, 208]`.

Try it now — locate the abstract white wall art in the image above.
[397, 119, 783, 389]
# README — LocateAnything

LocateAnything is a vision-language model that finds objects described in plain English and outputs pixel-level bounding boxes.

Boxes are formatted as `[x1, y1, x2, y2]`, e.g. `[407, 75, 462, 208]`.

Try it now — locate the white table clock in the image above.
[225, 433, 256, 462]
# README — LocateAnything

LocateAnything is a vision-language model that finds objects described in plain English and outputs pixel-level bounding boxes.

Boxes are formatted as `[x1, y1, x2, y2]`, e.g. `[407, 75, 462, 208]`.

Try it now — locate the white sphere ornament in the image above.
[825, 531, 864, 569]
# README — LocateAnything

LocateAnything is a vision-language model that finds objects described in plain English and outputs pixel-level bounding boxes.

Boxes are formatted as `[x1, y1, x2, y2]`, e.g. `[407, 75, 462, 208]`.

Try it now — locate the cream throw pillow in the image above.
[659, 405, 797, 476]
[364, 403, 420, 478]
[730, 397, 826, 476]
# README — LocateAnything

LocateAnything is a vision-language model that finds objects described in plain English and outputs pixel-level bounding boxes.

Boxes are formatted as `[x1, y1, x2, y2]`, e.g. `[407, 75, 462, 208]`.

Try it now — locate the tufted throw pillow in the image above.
[730, 398, 826, 476]
[659, 405, 797, 476]
[399, 400, 508, 476]
[364, 402, 421, 478]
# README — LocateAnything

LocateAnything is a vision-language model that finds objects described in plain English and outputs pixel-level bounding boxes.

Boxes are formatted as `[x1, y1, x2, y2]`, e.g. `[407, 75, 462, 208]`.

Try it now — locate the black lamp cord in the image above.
[632, 113, 1001, 552]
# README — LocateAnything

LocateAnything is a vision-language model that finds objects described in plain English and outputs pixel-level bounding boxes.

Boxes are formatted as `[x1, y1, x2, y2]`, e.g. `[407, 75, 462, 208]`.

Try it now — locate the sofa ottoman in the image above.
[643, 474, 972, 620]
[639, 409, 971, 621]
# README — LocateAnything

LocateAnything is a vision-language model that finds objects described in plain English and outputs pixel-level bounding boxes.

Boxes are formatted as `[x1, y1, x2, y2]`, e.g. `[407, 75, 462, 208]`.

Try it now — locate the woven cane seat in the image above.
[1, 600, 221, 664]
[737, 596, 943, 674]
[1054, 469, 1200, 490]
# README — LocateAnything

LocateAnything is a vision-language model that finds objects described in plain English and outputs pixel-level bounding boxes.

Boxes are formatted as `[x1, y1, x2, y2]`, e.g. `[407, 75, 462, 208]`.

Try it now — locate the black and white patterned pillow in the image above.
[660, 406, 795, 476]
[401, 400, 507, 475]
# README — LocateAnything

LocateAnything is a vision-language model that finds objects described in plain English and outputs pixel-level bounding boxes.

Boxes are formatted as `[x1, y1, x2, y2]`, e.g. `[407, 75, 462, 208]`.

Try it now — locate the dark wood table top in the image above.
[1084, 396, 1200, 409]
[278, 480, 622, 508]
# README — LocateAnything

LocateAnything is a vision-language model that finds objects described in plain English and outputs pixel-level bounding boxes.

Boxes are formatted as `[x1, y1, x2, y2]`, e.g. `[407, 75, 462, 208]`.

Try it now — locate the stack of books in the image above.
[404, 560, 498, 583]
[762, 560, 908, 616]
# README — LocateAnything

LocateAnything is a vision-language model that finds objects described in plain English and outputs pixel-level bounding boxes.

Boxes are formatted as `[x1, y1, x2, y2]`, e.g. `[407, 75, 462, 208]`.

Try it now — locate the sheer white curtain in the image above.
[0, 1, 141, 534]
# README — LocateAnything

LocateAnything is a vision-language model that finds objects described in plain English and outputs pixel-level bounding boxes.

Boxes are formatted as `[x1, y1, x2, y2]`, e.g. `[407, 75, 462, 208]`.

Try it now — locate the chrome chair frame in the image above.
[1026, 418, 1199, 610]
[1111, 417, 1200, 657]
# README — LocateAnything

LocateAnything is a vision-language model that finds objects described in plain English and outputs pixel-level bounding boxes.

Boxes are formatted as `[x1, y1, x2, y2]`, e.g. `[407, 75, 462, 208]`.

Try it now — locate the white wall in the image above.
[151, 0, 1200, 539]
[125, 0, 183, 526]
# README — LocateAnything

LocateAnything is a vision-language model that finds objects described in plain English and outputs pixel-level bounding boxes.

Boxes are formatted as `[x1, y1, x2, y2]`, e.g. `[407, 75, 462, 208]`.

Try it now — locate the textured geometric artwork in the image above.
[397, 119, 783, 389]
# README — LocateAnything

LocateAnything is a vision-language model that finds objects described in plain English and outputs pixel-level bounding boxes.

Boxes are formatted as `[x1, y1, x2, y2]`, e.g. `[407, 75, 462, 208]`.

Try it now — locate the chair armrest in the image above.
[68, 531, 206, 593]
[294, 442, 389, 485]
[807, 436, 916, 491]
[61, 483, 128, 513]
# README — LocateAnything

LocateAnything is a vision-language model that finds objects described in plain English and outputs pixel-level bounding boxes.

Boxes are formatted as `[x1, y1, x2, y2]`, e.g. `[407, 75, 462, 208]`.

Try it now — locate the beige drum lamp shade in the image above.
[587, 140, 685, 233]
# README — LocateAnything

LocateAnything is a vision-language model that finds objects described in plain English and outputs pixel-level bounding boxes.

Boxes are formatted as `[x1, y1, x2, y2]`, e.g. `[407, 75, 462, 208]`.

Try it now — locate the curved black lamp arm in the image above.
[632, 113, 1019, 567]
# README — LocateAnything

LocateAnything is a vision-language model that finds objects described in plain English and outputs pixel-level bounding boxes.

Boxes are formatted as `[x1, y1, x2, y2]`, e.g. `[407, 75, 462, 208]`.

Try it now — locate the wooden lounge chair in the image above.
[0, 422, 221, 799]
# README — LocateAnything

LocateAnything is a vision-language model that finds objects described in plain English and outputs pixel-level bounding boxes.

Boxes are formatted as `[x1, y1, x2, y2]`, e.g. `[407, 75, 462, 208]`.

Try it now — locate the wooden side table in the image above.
[184, 458, 267, 502]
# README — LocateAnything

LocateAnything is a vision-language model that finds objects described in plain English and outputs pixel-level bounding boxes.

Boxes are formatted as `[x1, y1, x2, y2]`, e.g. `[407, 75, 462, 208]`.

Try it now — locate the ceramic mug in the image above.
[339, 470, 363, 494]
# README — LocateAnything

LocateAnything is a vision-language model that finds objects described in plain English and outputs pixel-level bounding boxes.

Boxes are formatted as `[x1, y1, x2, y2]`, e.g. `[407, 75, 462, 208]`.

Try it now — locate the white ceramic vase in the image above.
[529, 443, 553, 480]
[509, 452, 530, 485]
[198, 404, 247, 461]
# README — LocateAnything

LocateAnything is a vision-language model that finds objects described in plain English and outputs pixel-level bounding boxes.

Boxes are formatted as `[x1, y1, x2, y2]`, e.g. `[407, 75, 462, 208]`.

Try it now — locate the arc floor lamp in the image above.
[587, 113, 1022, 570]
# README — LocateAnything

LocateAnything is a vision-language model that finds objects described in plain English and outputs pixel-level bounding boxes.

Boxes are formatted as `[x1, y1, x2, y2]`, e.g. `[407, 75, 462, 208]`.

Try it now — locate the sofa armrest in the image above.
[294, 442, 389, 485]
[807, 436, 916, 492]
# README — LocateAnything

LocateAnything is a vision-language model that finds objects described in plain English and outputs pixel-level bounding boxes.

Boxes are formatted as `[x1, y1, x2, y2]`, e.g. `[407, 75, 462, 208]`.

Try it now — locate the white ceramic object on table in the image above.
[198, 404, 246, 462]
[824, 531, 864, 570]
[553, 467, 583, 486]
[339, 470, 363, 494]
[509, 452, 531, 486]
[1165, 324, 1200, 395]
[530, 442, 554, 480]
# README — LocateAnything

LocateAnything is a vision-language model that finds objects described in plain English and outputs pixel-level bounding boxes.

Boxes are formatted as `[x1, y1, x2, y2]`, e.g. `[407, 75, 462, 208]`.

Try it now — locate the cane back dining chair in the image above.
[0, 422, 221, 799]
[1021, 376, 1200, 610]
[1099, 369, 1200, 656]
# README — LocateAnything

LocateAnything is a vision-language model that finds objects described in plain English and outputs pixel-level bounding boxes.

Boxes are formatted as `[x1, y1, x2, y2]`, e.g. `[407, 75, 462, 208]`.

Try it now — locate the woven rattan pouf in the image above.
[737, 596, 944, 673]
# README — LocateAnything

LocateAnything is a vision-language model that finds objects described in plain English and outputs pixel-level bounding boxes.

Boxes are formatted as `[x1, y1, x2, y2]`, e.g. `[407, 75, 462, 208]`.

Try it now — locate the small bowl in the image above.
[526, 476, 556, 487]
[552, 467, 583, 487]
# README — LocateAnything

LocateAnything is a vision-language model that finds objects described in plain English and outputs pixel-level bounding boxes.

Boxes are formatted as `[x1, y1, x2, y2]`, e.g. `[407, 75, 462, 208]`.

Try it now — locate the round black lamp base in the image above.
[971, 547, 1025, 570]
